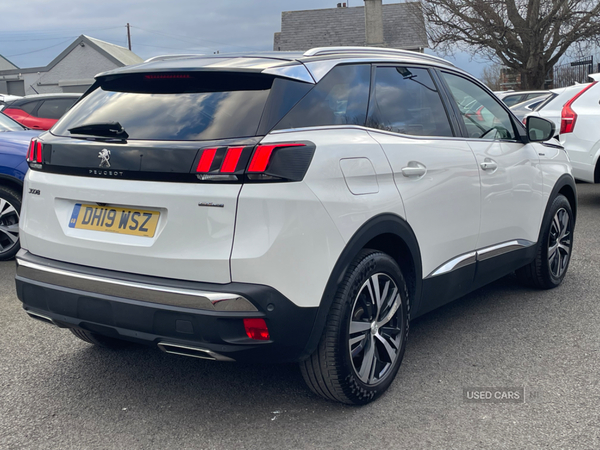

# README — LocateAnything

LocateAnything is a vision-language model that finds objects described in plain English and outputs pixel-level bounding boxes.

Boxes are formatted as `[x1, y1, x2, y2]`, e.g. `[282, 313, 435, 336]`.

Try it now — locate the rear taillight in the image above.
[27, 139, 43, 167]
[560, 82, 597, 134]
[193, 142, 315, 182]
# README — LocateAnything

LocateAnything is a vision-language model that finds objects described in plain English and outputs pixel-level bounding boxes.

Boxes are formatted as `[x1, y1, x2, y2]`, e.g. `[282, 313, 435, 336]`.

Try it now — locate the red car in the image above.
[1, 94, 80, 130]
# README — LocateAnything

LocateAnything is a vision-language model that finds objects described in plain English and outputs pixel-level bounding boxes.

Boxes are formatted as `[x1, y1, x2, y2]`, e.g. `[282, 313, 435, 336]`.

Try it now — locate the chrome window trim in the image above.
[302, 56, 463, 83]
[16, 258, 258, 312]
[270, 124, 472, 143]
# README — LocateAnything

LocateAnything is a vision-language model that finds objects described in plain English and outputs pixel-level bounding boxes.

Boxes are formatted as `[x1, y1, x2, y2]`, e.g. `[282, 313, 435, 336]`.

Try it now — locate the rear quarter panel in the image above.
[231, 127, 404, 308]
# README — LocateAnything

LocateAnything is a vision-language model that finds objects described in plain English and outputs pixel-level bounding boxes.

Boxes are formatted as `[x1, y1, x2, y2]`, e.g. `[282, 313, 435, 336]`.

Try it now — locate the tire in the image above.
[70, 328, 130, 349]
[516, 194, 574, 289]
[0, 185, 21, 261]
[300, 250, 409, 405]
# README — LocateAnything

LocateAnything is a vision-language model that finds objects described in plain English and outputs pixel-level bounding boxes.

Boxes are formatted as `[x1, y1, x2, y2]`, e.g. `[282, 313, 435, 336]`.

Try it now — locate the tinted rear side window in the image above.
[502, 95, 525, 107]
[37, 98, 77, 120]
[17, 101, 40, 115]
[274, 64, 370, 130]
[52, 73, 275, 141]
[367, 66, 453, 137]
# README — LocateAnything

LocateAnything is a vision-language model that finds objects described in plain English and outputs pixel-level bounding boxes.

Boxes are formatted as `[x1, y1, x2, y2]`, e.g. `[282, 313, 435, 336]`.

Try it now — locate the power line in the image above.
[0, 26, 123, 37]
[5, 38, 74, 57]
[134, 42, 206, 51]
[132, 26, 263, 52]
[0, 36, 77, 42]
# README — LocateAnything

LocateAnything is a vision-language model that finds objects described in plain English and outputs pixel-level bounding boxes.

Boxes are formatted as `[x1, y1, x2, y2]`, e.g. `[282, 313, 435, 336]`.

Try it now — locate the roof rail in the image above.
[144, 54, 204, 63]
[303, 47, 455, 67]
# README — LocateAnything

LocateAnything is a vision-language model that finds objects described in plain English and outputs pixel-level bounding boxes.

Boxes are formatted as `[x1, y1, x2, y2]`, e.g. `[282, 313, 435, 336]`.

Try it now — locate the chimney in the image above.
[364, 0, 384, 47]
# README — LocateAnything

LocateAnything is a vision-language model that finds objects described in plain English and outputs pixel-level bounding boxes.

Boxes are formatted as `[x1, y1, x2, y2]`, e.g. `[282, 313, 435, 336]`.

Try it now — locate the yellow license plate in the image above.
[69, 203, 160, 237]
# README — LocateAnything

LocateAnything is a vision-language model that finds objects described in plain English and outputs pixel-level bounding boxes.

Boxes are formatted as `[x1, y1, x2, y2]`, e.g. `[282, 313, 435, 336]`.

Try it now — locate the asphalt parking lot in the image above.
[1, 183, 599, 450]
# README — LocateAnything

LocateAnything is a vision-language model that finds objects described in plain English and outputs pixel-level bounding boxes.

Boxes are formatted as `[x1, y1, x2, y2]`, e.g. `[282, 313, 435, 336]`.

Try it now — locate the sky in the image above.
[0, 0, 487, 78]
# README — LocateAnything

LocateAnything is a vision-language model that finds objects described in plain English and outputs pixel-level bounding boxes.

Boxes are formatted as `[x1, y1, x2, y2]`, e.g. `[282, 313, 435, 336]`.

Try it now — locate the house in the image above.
[0, 35, 143, 96]
[274, 0, 428, 52]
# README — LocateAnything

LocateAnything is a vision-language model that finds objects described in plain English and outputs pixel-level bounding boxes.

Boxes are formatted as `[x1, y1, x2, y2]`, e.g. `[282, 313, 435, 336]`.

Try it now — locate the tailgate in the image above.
[20, 138, 246, 283]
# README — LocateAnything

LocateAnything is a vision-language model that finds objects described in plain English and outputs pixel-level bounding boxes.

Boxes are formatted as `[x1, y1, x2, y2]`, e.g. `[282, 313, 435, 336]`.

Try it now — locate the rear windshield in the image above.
[52, 72, 275, 141]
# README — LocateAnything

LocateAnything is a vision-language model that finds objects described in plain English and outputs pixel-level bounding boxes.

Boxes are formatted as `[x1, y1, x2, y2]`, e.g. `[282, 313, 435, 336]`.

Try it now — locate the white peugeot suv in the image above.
[16, 48, 576, 405]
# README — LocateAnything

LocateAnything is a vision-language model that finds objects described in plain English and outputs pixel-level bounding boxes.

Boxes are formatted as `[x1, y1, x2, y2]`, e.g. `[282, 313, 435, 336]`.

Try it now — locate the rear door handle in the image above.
[480, 158, 498, 171]
[401, 162, 427, 178]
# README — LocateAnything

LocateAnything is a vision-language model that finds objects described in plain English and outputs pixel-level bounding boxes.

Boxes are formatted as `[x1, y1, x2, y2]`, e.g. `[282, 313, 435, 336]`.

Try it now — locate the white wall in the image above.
[28, 43, 120, 95]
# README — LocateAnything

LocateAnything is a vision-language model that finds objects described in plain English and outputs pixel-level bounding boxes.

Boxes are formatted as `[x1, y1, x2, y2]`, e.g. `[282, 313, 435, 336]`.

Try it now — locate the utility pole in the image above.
[126, 23, 132, 51]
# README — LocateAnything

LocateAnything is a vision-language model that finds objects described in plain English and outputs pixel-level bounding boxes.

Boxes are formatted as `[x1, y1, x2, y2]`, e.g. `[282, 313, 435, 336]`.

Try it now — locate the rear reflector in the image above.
[243, 318, 270, 341]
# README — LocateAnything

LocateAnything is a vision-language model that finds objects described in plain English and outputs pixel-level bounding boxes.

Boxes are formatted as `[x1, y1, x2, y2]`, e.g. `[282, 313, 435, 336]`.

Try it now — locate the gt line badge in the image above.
[98, 149, 111, 168]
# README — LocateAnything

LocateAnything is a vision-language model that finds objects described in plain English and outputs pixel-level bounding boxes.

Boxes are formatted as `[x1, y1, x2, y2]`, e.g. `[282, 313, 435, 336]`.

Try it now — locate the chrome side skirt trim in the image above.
[426, 239, 536, 279]
[476, 239, 535, 262]
[16, 258, 258, 312]
[429, 252, 477, 278]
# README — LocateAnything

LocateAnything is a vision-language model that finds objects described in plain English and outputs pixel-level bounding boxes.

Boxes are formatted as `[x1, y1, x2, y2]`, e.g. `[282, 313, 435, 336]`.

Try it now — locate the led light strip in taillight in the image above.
[194, 142, 314, 182]
[195, 146, 253, 175]
[26, 139, 43, 164]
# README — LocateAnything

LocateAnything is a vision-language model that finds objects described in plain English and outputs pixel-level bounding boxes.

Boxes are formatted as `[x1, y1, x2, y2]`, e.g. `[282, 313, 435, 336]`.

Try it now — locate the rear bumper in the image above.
[15, 250, 318, 363]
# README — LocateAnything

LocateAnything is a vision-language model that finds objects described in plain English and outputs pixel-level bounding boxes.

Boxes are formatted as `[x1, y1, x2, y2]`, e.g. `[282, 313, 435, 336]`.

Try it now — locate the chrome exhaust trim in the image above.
[157, 342, 235, 362]
[26, 310, 58, 327]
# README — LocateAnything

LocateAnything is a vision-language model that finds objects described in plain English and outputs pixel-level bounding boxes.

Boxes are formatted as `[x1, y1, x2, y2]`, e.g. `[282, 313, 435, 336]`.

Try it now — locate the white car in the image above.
[15, 47, 576, 405]
[558, 74, 600, 183]
[509, 94, 551, 121]
[495, 90, 550, 107]
[0, 93, 23, 110]
[525, 84, 589, 130]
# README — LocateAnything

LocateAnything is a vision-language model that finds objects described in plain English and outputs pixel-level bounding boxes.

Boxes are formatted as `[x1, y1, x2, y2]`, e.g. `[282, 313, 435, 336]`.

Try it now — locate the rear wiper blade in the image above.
[68, 122, 129, 139]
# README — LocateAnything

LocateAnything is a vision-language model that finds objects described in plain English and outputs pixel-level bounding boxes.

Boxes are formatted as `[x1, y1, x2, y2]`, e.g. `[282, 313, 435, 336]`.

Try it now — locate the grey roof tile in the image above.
[274, 2, 428, 51]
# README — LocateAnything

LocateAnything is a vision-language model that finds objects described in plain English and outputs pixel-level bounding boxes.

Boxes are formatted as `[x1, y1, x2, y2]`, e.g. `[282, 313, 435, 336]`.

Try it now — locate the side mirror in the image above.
[525, 116, 555, 142]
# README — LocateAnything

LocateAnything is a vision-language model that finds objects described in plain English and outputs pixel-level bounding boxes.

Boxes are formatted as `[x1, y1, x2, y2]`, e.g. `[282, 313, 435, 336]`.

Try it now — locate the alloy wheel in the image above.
[348, 273, 404, 386]
[548, 207, 571, 279]
[0, 197, 19, 256]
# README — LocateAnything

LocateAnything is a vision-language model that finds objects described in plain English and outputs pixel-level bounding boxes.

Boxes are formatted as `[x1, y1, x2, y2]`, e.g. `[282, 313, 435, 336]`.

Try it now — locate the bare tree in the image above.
[421, 0, 600, 89]
[481, 63, 503, 90]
